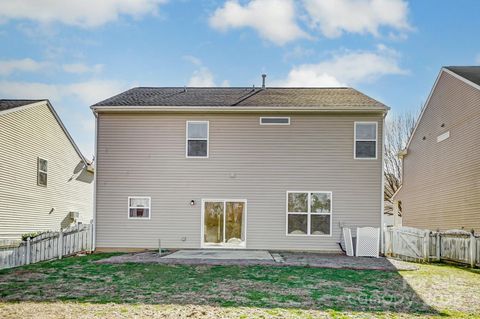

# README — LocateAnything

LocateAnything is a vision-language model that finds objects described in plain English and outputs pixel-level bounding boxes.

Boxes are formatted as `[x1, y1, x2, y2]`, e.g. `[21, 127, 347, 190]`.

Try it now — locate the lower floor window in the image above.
[128, 197, 151, 219]
[287, 191, 332, 235]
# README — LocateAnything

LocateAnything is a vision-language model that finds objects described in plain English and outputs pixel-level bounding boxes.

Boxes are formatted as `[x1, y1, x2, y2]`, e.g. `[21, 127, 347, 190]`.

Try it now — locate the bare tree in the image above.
[384, 111, 417, 214]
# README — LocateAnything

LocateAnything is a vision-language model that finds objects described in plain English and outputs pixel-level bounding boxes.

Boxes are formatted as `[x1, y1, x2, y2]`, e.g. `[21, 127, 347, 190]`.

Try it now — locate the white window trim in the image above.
[286, 191, 333, 237]
[37, 157, 48, 187]
[260, 117, 291, 125]
[186, 120, 209, 158]
[127, 196, 151, 220]
[354, 121, 378, 160]
[200, 198, 248, 249]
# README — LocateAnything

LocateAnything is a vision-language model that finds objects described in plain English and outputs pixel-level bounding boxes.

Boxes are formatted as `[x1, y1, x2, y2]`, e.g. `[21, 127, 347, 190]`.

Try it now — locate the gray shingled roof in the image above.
[445, 66, 480, 86]
[92, 87, 387, 111]
[0, 99, 45, 112]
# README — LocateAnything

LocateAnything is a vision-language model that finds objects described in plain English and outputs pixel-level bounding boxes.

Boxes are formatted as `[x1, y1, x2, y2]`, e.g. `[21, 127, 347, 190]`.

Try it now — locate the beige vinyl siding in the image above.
[396, 71, 480, 232]
[96, 112, 383, 251]
[0, 103, 94, 239]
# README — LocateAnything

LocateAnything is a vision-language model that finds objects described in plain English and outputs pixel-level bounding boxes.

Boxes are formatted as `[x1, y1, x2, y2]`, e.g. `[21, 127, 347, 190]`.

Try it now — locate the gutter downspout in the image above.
[92, 112, 98, 251]
[380, 112, 387, 254]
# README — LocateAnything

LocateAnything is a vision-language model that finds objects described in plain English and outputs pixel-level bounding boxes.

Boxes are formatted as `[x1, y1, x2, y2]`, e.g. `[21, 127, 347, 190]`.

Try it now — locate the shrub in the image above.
[21, 231, 47, 241]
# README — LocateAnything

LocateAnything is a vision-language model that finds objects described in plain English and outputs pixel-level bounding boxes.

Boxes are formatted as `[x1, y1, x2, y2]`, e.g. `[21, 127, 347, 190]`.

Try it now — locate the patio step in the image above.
[271, 253, 284, 263]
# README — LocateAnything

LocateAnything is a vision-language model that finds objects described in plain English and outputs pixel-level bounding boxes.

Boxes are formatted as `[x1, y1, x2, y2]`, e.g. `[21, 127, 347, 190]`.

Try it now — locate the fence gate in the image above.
[384, 226, 430, 262]
[384, 226, 479, 267]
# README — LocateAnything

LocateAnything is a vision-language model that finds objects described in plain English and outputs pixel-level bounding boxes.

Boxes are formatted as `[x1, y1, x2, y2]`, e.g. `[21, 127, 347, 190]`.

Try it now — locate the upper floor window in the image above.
[37, 157, 48, 186]
[260, 117, 290, 125]
[186, 121, 209, 158]
[354, 122, 377, 159]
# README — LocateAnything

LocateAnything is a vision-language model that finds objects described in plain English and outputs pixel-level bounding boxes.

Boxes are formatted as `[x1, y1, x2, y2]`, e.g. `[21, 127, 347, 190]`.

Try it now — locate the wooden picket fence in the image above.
[0, 223, 93, 270]
[384, 226, 479, 267]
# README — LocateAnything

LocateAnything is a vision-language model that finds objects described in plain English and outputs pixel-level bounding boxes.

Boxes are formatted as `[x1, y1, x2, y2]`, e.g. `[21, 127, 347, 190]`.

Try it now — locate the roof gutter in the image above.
[91, 105, 389, 114]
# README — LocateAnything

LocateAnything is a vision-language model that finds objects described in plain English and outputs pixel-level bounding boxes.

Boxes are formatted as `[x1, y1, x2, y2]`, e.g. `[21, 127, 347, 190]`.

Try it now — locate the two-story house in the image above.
[0, 99, 94, 240]
[91, 86, 388, 252]
[393, 66, 480, 233]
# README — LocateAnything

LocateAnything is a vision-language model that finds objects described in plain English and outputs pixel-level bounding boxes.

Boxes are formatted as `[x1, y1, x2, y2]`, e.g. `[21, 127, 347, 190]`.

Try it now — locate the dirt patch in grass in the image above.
[1, 301, 478, 319]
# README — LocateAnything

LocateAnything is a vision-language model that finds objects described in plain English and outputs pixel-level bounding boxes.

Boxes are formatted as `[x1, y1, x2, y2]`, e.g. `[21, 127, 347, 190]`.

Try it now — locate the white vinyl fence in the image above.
[384, 226, 479, 267]
[0, 223, 93, 270]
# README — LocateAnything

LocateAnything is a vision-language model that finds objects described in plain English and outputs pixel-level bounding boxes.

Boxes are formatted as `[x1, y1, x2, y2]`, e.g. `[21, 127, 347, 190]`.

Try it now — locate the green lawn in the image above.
[0, 253, 479, 318]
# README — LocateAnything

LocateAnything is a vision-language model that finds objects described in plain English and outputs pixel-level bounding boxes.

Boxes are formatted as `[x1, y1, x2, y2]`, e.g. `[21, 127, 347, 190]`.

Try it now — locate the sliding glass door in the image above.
[202, 200, 246, 248]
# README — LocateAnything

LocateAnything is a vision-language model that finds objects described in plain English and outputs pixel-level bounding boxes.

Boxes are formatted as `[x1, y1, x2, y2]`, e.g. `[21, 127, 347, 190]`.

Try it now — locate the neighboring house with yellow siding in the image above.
[393, 66, 480, 233]
[0, 99, 94, 240]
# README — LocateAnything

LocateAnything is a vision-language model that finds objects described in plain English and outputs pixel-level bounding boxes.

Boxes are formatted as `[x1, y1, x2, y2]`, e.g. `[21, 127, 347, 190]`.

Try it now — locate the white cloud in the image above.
[209, 0, 412, 44]
[188, 67, 216, 87]
[0, 0, 167, 28]
[275, 45, 407, 87]
[276, 70, 344, 87]
[0, 79, 126, 105]
[303, 0, 411, 38]
[0, 58, 49, 76]
[184, 55, 229, 87]
[475, 54, 480, 65]
[66, 80, 127, 105]
[62, 63, 104, 74]
[209, 0, 308, 45]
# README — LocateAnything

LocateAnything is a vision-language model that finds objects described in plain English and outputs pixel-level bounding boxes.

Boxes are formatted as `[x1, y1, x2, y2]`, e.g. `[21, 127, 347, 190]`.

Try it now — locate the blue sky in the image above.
[0, 0, 479, 159]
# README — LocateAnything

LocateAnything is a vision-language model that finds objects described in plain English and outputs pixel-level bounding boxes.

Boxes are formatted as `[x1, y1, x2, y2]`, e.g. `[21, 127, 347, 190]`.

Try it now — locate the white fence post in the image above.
[58, 230, 63, 260]
[386, 228, 393, 256]
[423, 231, 430, 262]
[470, 233, 476, 268]
[26, 238, 31, 265]
[436, 233, 441, 261]
[89, 223, 94, 253]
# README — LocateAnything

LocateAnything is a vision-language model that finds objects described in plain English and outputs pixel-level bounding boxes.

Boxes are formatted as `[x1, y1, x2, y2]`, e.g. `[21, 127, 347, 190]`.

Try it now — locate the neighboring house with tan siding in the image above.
[91, 86, 388, 252]
[0, 100, 94, 240]
[393, 66, 480, 233]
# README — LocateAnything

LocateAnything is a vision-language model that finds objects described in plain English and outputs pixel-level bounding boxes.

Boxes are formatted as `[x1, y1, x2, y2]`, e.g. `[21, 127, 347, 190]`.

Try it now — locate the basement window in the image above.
[260, 117, 290, 125]
[128, 197, 151, 219]
[37, 157, 48, 187]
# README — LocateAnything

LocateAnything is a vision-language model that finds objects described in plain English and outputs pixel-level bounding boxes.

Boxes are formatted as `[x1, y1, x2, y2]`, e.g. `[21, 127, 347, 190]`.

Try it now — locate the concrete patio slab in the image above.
[96, 251, 419, 271]
[161, 249, 273, 260]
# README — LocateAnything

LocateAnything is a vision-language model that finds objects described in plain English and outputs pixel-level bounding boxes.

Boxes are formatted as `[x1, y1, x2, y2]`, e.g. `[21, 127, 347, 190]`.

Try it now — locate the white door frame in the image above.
[200, 199, 247, 249]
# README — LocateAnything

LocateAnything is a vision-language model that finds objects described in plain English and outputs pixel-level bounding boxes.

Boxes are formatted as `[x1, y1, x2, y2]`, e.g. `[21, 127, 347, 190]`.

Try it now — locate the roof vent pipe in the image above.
[261, 74, 267, 89]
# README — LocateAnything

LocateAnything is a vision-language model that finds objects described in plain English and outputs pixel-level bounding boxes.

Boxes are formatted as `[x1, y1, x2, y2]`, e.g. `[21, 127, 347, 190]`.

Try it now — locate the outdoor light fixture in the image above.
[190, 200, 195, 206]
